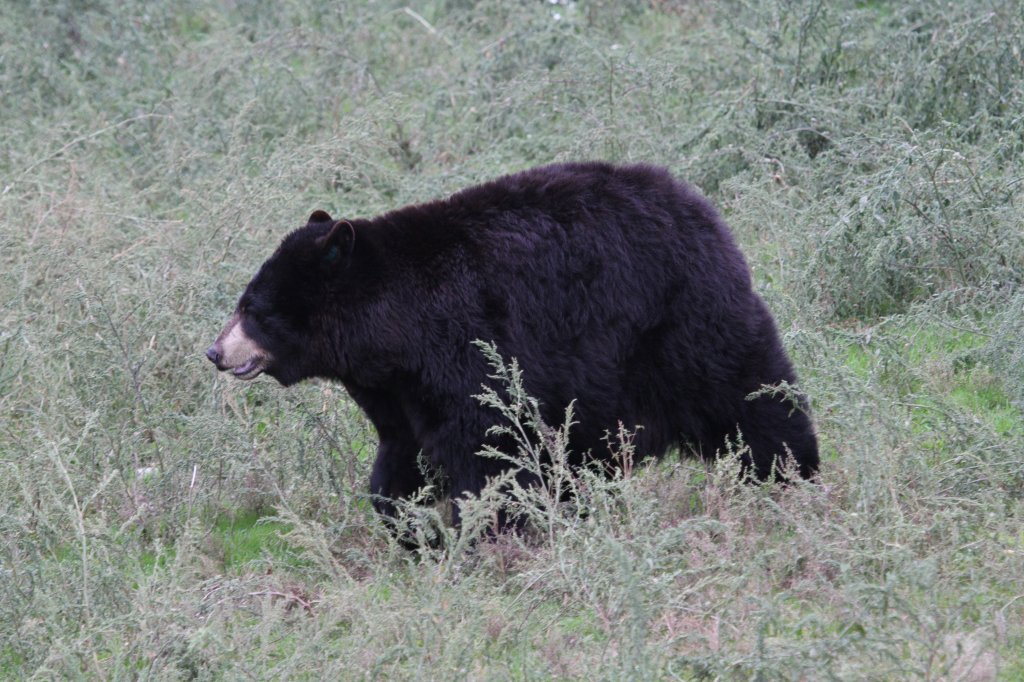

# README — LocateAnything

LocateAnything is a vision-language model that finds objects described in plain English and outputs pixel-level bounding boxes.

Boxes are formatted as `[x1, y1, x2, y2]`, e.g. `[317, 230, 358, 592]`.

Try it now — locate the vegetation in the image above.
[2, 0, 1022, 678]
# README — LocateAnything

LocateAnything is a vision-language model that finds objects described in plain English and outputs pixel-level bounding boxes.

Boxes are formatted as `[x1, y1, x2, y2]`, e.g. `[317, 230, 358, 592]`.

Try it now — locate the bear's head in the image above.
[206, 210, 356, 386]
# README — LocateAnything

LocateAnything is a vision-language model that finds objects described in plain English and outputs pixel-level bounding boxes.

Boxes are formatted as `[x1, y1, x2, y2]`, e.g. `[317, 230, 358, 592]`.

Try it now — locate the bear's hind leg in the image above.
[736, 393, 819, 481]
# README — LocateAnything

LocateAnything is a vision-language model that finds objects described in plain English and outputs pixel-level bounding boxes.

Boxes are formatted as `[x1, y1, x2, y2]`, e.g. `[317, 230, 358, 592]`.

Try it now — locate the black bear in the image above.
[207, 162, 818, 530]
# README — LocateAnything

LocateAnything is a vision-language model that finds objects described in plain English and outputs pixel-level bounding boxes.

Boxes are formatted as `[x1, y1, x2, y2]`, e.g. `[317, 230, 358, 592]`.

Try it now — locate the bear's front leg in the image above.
[442, 419, 543, 537]
[343, 384, 431, 536]
[368, 437, 428, 521]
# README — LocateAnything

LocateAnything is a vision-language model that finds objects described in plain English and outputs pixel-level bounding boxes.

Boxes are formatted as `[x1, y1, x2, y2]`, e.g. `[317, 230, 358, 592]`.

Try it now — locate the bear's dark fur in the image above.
[208, 162, 818, 530]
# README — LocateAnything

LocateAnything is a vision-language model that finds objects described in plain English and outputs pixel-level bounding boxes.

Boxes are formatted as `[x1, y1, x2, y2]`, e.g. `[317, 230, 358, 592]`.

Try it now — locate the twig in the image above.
[248, 589, 316, 612]
[401, 7, 454, 47]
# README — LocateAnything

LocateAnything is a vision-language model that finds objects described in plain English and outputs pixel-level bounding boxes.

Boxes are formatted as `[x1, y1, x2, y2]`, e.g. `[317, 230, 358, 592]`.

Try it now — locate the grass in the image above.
[2, 0, 1023, 678]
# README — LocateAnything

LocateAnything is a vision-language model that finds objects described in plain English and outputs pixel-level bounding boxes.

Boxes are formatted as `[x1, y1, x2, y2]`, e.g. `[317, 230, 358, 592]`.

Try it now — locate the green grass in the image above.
[209, 510, 295, 572]
[2, 0, 1023, 678]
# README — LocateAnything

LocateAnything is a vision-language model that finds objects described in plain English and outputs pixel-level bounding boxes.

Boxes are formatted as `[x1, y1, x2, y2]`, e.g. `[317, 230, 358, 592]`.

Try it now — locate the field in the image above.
[2, 0, 1023, 679]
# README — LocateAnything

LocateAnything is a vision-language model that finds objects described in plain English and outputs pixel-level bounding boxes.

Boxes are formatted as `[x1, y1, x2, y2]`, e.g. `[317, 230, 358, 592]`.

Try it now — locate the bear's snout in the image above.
[205, 345, 222, 367]
[206, 314, 270, 380]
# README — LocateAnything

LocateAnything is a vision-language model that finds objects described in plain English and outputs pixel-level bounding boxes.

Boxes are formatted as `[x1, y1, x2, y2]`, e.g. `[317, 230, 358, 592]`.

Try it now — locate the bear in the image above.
[206, 161, 819, 533]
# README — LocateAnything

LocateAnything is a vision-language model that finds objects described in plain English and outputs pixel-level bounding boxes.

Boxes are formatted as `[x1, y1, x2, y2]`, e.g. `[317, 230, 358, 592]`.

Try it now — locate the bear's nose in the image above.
[206, 345, 222, 366]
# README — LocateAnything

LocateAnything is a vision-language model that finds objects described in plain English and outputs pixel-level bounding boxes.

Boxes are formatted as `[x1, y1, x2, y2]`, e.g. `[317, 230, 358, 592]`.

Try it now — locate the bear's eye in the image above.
[241, 302, 267, 323]
[239, 300, 261, 319]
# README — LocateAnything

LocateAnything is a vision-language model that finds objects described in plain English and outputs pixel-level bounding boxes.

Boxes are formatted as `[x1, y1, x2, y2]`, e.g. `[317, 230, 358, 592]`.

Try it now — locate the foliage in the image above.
[1, 0, 1022, 678]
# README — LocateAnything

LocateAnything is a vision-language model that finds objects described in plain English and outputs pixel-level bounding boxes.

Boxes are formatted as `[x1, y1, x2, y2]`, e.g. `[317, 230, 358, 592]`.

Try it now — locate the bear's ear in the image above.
[307, 210, 334, 226]
[315, 219, 355, 265]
